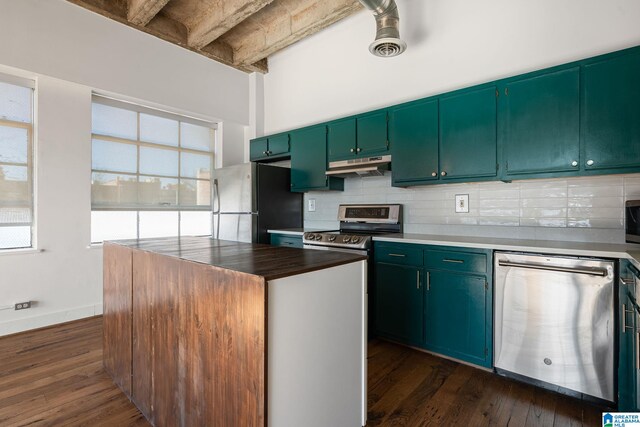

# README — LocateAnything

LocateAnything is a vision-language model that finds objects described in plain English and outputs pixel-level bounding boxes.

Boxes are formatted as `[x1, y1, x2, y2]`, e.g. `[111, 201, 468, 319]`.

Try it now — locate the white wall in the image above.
[0, 0, 250, 335]
[264, 0, 640, 133]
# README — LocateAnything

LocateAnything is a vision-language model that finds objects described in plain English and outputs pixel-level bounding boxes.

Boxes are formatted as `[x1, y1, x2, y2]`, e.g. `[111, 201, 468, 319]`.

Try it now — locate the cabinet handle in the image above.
[431, 172, 437, 177]
[621, 277, 635, 285]
[426, 271, 430, 291]
[356, 148, 362, 153]
[623, 304, 635, 332]
[441, 171, 447, 177]
[350, 148, 355, 153]
[443, 258, 464, 264]
[388, 253, 406, 257]
[637, 331, 640, 371]
[416, 270, 420, 289]
[267, 151, 272, 155]
[263, 151, 267, 155]
[586, 159, 594, 166]
[571, 160, 578, 167]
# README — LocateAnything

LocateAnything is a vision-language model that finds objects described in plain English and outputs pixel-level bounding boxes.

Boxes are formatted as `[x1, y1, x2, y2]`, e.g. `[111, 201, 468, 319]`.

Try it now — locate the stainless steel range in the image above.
[302, 204, 402, 254]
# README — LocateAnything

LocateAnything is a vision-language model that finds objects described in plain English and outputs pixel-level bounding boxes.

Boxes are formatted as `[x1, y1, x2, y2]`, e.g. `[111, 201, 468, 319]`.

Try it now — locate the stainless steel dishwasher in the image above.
[494, 252, 615, 402]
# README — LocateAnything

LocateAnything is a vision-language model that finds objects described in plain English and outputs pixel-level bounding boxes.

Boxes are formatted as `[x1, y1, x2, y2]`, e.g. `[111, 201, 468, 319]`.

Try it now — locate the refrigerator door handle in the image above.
[219, 212, 259, 215]
[213, 179, 220, 239]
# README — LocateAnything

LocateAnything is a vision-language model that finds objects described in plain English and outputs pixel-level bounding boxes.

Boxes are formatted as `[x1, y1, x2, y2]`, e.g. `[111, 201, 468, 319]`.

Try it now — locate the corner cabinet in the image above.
[373, 241, 493, 368]
[250, 133, 290, 162]
[327, 110, 389, 162]
[289, 125, 343, 193]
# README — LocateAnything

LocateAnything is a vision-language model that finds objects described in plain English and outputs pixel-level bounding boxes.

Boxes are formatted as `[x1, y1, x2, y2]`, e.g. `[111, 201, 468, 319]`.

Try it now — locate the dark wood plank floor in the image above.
[0, 317, 606, 426]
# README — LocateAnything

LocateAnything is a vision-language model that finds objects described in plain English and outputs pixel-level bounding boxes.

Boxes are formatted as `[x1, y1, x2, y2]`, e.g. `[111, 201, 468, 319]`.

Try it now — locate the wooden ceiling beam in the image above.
[127, 0, 170, 26]
[230, 0, 363, 67]
[188, 0, 276, 50]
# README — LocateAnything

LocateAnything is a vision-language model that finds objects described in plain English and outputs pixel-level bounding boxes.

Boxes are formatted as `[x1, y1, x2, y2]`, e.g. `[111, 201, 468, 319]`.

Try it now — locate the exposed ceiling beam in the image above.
[229, 0, 363, 67]
[188, 0, 276, 50]
[127, 0, 170, 26]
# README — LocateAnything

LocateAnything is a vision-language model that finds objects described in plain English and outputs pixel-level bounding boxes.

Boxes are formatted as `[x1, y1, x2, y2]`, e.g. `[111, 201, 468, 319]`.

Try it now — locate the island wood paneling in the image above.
[103, 242, 133, 397]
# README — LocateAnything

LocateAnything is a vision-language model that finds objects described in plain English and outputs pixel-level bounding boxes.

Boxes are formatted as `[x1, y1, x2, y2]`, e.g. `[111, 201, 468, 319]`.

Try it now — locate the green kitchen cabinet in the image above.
[327, 111, 389, 162]
[290, 125, 343, 192]
[375, 262, 424, 345]
[270, 233, 303, 248]
[424, 270, 489, 366]
[440, 86, 498, 181]
[500, 66, 580, 178]
[250, 133, 290, 162]
[582, 49, 640, 173]
[619, 260, 639, 411]
[389, 99, 439, 186]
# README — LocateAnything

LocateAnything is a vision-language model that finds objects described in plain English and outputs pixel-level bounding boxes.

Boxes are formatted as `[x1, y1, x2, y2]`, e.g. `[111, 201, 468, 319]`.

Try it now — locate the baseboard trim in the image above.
[0, 303, 103, 337]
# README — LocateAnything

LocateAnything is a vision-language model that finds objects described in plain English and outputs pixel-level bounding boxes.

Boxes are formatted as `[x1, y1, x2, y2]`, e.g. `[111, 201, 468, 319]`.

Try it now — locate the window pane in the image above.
[181, 152, 211, 179]
[0, 207, 32, 224]
[92, 103, 137, 140]
[180, 211, 212, 236]
[140, 113, 178, 146]
[139, 211, 179, 238]
[92, 139, 137, 173]
[139, 176, 178, 207]
[91, 211, 137, 243]
[140, 146, 178, 177]
[0, 126, 28, 164]
[179, 179, 211, 207]
[181, 123, 213, 151]
[0, 226, 31, 249]
[0, 165, 29, 205]
[92, 173, 138, 207]
[0, 82, 32, 123]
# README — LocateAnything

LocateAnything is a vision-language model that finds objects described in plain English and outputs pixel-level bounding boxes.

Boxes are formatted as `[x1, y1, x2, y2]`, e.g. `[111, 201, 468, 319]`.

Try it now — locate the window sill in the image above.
[0, 248, 44, 256]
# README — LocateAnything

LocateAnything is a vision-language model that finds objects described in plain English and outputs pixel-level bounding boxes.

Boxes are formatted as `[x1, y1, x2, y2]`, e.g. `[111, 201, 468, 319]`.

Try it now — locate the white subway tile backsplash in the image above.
[303, 172, 640, 243]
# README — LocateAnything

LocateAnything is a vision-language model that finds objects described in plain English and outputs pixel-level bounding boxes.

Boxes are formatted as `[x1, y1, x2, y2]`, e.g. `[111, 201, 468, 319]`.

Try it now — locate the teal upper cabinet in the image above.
[357, 110, 389, 156]
[290, 125, 343, 193]
[327, 110, 389, 162]
[250, 133, 290, 162]
[327, 118, 356, 161]
[440, 86, 498, 181]
[389, 99, 439, 186]
[582, 49, 640, 172]
[500, 67, 580, 177]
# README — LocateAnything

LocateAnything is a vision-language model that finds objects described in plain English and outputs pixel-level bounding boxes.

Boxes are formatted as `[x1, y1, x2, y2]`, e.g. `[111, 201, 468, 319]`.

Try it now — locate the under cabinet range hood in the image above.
[326, 155, 391, 177]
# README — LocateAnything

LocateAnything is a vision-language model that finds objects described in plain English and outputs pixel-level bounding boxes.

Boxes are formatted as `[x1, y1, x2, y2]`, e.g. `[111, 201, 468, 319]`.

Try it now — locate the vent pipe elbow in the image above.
[359, 0, 407, 57]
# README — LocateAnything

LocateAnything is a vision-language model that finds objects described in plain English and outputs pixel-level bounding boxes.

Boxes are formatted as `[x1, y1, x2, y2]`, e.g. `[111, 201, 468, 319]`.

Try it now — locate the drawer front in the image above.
[425, 249, 487, 273]
[375, 244, 423, 266]
[270, 234, 303, 248]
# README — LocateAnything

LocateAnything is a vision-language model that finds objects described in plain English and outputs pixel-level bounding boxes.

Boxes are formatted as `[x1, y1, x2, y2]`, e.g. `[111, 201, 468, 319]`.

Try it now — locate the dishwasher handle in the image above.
[497, 260, 608, 277]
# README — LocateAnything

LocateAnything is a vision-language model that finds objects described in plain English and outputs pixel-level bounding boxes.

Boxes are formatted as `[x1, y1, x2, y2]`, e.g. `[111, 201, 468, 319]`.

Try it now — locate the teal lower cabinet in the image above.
[619, 260, 639, 411]
[373, 242, 492, 368]
[375, 262, 424, 346]
[270, 233, 303, 248]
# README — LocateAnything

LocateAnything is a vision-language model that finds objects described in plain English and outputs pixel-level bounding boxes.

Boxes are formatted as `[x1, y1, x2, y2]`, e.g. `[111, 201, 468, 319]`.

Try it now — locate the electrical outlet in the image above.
[455, 194, 469, 213]
[308, 199, 316, 212]
[14, 301, 31, 310]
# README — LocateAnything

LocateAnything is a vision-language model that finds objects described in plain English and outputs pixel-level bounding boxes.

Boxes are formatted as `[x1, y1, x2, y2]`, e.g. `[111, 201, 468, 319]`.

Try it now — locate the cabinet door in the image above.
[327, 118, 356, 162]
[501, 67, 580, 176]
[389, 99, 439, 185]
[583, 51, 640, 171]
[250, 137, 269, 161]
[290, 125, 329, 191]
[424, 271, 488, 366]
[357, 110, 388, 157]
[375, 263, 424, 345]
[268, 133, 290, 157]
[440, 86, 497, 180]
[619, 267, 637, 411]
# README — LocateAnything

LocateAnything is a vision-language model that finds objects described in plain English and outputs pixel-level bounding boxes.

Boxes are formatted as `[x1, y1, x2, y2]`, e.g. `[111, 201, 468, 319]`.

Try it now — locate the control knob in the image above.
[328, 235, 336, 242]
[351, 237, 361, 244]
[342, 236, 351, 243]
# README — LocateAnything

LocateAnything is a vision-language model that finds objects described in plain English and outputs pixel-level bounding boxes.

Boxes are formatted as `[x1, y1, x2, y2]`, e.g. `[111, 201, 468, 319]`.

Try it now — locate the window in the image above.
[0, 75, 34, 250]
[91, 97, 215, 243]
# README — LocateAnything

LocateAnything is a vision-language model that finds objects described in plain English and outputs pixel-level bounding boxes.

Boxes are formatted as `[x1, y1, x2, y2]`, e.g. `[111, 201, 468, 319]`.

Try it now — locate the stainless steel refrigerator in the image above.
[212, 163, 303, 244]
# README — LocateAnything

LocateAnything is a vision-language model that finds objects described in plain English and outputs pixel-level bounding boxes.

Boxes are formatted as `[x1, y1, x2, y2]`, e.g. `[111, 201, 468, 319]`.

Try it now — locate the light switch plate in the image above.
[455, 194, 469, 213]
[308, 199, 316, 212]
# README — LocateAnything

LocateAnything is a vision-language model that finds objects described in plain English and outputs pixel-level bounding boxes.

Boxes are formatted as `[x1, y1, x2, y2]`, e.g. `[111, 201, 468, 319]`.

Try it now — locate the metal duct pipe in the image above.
[359, 0, 407, 57]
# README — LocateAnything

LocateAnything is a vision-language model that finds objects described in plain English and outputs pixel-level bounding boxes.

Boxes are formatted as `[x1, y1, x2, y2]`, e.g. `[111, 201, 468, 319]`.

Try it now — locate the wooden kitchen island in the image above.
[103, 237, 367, 427]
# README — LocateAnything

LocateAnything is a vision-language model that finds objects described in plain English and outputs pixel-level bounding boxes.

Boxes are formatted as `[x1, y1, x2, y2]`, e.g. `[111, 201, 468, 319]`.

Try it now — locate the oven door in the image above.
[303, 244, 369, 257]
[626, 201, 640, 243]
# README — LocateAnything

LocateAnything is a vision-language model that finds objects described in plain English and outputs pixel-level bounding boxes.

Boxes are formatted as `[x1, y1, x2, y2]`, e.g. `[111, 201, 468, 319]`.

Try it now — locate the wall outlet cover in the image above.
[455, 194, 469, 213]
[308, 199, 316, 212]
